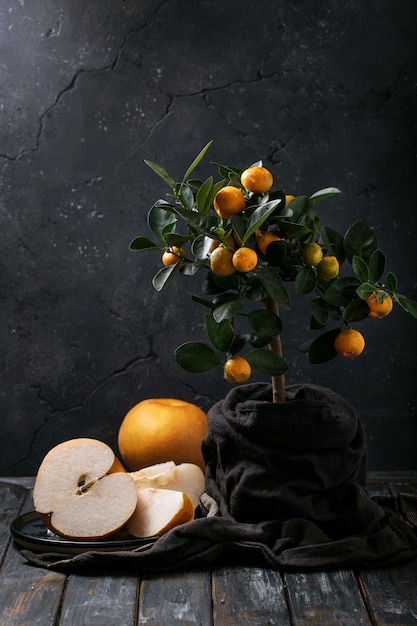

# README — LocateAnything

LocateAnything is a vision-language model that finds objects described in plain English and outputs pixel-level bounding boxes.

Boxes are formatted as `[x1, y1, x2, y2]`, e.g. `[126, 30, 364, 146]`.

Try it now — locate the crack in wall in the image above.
[136, 62, 280, 152]
[0, 0, 170, 163]
[5, 350, 156, 472]
[358, 61, 413, 114]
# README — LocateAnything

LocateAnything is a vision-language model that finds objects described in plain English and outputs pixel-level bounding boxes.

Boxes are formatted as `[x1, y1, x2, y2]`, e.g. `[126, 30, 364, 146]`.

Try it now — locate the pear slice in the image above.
[130, 461, 177, 485]
[129, 462, 205, 509]
[33, 438, 137, 540]
[126, 487, 194, 538]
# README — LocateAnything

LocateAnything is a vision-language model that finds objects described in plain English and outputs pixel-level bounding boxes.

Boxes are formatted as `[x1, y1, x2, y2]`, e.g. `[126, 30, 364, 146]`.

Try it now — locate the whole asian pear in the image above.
[117, 398, 208, 471]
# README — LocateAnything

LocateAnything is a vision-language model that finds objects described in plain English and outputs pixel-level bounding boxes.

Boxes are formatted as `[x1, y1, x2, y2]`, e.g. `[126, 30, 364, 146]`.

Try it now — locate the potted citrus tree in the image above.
[130, 141, 417, 523]
[131, 141, 416, 394]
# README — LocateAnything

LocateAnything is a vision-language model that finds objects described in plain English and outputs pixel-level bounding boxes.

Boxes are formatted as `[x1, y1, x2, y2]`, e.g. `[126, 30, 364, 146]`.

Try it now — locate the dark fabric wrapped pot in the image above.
[203, 383, 367, 524]
[202, 382, 417, 560]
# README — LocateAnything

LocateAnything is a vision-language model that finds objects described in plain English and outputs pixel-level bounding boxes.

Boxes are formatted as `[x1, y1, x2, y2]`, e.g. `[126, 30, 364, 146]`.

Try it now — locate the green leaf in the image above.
[240, 199, 282, 245]
[356, 282, 375, 300]
[245, 348, 288, 375]
[285, 195, 312, 220]
[209, 271, 240, 292]
[352, 255, 369, 283]
[344, 219, 378, 263]
[151, 264, 178, 291]
[368, 249, 386, 283]
[342, 299, 370, 323]
[145, 160, 177, 189]
[181, 259, 206, 276]
[244, 275, 268, 301]
[174, 342, 221, 373]
[213, 298, 241, 322]
[192, 235, 213, 260]
[309, 187, 341, 203]
[320, 225, 345, 263]
[172, 204, 219, 238]
[148, 202, 177, 240]
[396, 295, 417, 319]
[253, 265, 291, 310]
[248, 309, 282, 335]
[308, 328, 340, 364]
[129, 236, 161, 251]
[182, 141, 213, 182]
[386, 271, 397, 292]
[164, 233, 192, 247]
[240, 332, 271, 349]
[264, 239, 286, 268]
[195, 176, 214, 213]
[205, 314, 234, 351]
[214, 162, 242, 181]
[323, 276, 361, 306]
[295, 266, 317, 296]
[309, 298, 341, 326]
[229, 335, 247, 355]
[275, 220, 312, 239]
[203, 179, 226, 214]
[178, 183, 195, 210]
[190, 293, 215, 309]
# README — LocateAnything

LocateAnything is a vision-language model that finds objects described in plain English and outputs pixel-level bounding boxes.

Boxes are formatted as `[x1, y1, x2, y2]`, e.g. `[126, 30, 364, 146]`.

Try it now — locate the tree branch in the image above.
[263, 296, 286, 403]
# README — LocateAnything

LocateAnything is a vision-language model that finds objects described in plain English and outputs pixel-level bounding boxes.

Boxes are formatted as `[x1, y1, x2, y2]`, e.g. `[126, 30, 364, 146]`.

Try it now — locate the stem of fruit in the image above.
[263, 295, 286, 403]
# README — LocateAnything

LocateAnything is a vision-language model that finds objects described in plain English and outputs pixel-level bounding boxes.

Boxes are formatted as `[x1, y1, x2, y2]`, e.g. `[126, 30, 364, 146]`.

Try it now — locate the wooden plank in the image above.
[359, 558, 417, 625]
[0, 478, 35, 489]
[368, 471, 417, 484]
[211, 566, 290, 626]
[0, 541, 66, 625]
[284, 570, 371, 625]
[59, 573, 138, 626]
[139, 570, 212, 625]
[0, 484, 67, 625]
[388, 480, 417, 496]
[366, 478, 390, 499]
[0, 482, 28, 564]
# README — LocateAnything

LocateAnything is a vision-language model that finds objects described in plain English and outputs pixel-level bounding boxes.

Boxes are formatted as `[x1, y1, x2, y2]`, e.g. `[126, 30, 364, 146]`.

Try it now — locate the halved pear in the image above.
[33, 438, 137, 540]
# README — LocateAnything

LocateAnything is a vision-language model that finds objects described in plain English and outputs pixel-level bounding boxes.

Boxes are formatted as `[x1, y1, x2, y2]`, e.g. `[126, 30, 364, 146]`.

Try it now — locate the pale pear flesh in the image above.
[126, 487, 194, 538]
[129, 462, 205, 509]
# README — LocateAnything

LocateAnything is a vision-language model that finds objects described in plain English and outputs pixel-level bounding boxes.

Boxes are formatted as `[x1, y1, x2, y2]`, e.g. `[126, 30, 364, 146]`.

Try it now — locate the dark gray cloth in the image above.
[21, 384, 417, 574]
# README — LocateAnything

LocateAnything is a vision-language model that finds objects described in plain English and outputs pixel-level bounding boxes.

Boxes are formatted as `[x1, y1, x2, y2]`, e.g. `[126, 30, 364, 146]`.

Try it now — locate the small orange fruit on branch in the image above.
[334, 328, 365, 358]
[256, 231, 283, 256]
[223, 356, 252, 384]
[317, 255, 340, 282]
[213, 185, 246, 218]
[210, 246, 235, 276]
[162, 246, 187, 267]
[241, 166, 273, 193]
[301, 242, 323, 267]
[232, 247, 258, 273]
[365, 290, 393, 318]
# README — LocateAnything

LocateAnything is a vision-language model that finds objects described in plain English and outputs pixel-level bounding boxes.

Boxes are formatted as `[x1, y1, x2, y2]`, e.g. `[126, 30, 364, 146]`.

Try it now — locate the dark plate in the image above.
[11, 511, 158, 554]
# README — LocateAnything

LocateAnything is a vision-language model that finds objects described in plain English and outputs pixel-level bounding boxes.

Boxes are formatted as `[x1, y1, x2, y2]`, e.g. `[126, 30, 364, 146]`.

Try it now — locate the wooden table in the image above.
[1, 472, 417, 625]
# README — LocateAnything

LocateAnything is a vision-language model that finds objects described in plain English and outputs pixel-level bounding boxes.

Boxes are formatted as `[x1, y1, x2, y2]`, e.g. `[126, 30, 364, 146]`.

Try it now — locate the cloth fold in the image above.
[21, 384, 417, 574]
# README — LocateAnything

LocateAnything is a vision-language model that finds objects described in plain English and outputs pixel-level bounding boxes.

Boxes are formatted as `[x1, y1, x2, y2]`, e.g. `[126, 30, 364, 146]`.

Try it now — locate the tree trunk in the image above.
[263, 296, 286, 403]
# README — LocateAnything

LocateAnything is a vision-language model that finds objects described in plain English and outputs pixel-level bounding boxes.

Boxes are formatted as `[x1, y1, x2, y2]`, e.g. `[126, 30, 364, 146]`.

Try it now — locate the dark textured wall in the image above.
[1, 1, 416, 475]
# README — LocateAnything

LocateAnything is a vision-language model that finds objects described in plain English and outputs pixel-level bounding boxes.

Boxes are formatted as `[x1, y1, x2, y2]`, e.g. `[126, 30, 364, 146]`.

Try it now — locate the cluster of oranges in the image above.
[160, 164, 394, 384]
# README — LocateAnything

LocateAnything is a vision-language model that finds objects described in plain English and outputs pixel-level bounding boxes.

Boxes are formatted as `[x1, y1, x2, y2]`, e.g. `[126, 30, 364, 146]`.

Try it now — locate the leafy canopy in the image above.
[130, 142, 417, 379]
